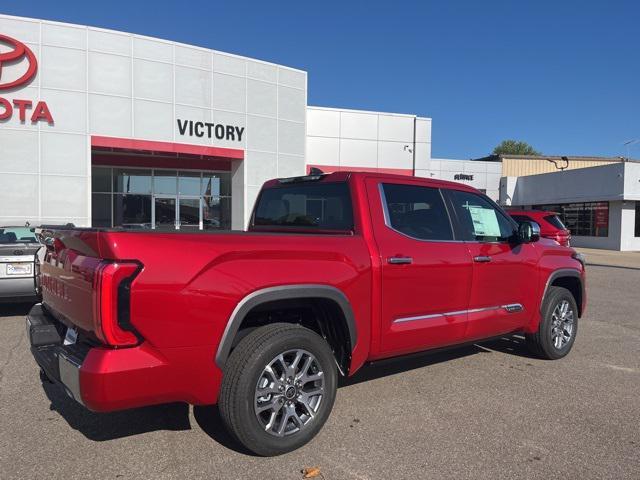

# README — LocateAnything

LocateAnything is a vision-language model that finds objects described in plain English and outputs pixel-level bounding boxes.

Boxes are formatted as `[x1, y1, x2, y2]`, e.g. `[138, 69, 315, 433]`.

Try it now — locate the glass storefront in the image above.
[534, 201, 609, 237]
[91, 167, 231, 230]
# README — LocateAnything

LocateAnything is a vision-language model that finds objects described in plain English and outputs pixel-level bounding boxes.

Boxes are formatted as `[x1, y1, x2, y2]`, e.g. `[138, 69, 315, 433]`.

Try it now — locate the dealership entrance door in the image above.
[90, 136, 244, 231]
[152, 195, 202, 230]
[91, 166, 232, 230]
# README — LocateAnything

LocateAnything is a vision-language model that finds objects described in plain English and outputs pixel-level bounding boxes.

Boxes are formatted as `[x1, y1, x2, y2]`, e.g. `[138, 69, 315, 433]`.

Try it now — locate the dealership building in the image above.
[1, 14, 639, 250]
[0, 14, 435, 231]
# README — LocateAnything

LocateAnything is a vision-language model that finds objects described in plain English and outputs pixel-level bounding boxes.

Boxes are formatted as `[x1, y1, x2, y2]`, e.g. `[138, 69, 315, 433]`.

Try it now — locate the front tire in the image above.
[526, 286, 578, 359]
[219, 323, 337, 456]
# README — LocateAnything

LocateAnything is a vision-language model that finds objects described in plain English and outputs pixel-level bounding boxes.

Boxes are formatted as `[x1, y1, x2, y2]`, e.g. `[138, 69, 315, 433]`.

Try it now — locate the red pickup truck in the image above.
[27, 171, 586, 456]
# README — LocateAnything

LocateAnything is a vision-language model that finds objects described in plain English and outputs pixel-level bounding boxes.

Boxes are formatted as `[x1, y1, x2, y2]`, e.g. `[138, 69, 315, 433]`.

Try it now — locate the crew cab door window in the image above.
[448, 190, 515, 242]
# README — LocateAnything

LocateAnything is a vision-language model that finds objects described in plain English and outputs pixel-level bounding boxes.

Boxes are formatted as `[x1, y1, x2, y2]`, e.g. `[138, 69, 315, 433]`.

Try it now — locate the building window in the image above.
[91, 193, 112, 227]
[635, 202, 640, 237]
[113, 169, 152, 194]
[91, 167, 231, 230]
[534, 202, 609, 237]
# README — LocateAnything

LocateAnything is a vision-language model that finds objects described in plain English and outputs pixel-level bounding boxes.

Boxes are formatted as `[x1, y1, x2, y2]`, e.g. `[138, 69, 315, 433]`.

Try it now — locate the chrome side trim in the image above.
[393, 303, 524, 324]
[502, 303, 524, 313]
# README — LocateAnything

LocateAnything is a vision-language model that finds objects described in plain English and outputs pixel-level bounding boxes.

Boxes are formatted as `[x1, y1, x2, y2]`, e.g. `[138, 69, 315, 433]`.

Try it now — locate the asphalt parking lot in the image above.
[1, 263, 639, 480]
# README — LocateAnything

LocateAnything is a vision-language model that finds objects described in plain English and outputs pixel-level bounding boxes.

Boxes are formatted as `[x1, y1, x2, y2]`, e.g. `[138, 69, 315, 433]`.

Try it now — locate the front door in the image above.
[153, 195, 177, 230]
[445, 189, 539, 341]
[366, 178, 473, 357]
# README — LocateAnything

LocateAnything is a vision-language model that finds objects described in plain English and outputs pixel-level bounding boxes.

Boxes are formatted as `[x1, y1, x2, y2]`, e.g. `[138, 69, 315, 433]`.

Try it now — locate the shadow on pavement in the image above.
[340, 344, 481, 387]
[0, 302, 33, 317]
[193, 405, 254, 455]
[42, 380, 191, 441]
[477, 334, 540, 359]
[42, 375, 251, 452]
[40, 334, 533, 448]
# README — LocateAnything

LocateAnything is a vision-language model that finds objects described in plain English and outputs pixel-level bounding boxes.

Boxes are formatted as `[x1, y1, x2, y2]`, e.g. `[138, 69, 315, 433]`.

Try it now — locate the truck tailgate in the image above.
[38, 228, 142, 348]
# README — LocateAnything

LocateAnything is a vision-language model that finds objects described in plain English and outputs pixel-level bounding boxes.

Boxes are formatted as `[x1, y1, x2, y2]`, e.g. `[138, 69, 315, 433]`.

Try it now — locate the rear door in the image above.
[445, 189, 538, 340]
[366, 178, 472, 357]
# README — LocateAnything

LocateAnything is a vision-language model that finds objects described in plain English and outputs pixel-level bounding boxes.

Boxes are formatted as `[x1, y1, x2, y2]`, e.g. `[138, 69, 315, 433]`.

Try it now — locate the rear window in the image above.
[252, 182, 354, 231]
[0, 227, 37, 244]
[544, 214, 567, 230]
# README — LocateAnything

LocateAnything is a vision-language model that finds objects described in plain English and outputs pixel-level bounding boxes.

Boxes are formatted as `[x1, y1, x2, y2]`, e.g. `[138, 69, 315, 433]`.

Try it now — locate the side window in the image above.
[449, 190, 515, 242]
[381, 183, 453, 241]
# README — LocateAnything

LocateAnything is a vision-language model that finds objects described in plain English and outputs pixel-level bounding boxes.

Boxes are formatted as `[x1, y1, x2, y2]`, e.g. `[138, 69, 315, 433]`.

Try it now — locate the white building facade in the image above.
[306, 106, 431, 176]
[1, 14, 511, 232]
[416, 158, 501, 201]
[0, 14, 307, 230]
[306, 107, 500, 201]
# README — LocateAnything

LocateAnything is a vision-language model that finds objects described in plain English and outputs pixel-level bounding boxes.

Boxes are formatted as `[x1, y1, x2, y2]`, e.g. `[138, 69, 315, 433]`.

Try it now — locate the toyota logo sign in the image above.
[0, 33, 53, 124]
[0, 33, 38, 90]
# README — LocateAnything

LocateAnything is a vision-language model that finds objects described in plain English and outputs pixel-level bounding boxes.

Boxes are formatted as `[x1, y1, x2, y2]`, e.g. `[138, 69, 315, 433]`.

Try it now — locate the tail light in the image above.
[556, 232, 571, 246]
[92, 261, 142, 347]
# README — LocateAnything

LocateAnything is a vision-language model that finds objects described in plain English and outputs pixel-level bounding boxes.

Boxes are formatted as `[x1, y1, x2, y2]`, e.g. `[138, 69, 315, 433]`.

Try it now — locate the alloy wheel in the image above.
[550, 299, 574, 349]
[254, 349, 325, 437]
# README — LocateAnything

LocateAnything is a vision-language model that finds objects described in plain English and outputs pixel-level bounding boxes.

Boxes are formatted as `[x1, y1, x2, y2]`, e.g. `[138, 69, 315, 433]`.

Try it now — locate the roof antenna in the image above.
[309, 167, 325, 175]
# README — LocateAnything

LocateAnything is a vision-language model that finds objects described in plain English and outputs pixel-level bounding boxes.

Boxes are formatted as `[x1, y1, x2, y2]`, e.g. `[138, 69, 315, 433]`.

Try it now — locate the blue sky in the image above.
[2, 0, 639, 159]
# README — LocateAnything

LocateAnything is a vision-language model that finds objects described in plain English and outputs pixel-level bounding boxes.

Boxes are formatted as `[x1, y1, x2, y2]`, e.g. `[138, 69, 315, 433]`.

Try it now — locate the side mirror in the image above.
[517, 221, 540, 243]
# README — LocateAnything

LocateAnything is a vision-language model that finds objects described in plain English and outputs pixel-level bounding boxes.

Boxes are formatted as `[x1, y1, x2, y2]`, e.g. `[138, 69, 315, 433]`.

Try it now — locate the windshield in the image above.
[252, 182, 354, 231]
[544, 215, 567, 230]
[0, 227, 38, 244]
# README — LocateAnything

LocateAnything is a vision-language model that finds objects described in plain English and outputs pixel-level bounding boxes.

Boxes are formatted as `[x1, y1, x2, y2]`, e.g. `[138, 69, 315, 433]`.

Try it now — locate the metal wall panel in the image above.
[306, 106, 430, 174]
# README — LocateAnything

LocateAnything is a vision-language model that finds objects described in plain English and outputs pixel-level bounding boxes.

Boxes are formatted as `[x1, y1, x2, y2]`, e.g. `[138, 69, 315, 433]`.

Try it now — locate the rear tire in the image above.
[526, 286, 578, 359]
[219, 323, 337, 456]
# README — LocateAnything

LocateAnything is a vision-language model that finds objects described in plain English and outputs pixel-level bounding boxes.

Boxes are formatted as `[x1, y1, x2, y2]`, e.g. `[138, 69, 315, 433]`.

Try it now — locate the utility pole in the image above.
[623, 139, 639, 160]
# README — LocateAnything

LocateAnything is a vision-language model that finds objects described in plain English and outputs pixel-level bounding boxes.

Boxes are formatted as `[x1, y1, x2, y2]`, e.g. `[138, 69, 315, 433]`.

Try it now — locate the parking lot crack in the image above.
[0, 329, 25, 388]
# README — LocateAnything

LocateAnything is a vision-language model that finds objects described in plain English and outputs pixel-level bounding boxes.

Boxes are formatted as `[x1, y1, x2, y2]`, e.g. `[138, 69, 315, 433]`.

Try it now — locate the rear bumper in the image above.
[27, 304, 222, 412]
[27, 304, 87, 405]
[0, 277, 38, 302]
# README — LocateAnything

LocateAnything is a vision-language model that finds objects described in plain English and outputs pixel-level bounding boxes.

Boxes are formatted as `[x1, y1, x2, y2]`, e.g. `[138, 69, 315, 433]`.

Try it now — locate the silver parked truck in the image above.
[0, 226, 40, 303]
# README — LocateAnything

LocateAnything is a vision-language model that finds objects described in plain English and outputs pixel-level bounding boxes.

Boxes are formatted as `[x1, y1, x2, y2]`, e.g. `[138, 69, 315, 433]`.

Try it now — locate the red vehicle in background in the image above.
[507, 209, 571, 247]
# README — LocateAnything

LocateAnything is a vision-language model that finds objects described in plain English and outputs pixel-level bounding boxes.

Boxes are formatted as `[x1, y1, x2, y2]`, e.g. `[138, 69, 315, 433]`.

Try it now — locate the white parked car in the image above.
[0, 226, 40, 303]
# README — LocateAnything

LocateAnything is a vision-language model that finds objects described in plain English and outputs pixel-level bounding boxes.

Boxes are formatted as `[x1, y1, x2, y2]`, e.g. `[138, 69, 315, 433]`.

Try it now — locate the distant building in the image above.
[472, 154, 624, 177]
[499, 159, 640, 251]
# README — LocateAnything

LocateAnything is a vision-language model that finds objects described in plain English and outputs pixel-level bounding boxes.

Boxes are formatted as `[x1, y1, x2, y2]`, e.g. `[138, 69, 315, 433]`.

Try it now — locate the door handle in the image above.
[388, 256, 413, 265]
[473, 255, 492, 263]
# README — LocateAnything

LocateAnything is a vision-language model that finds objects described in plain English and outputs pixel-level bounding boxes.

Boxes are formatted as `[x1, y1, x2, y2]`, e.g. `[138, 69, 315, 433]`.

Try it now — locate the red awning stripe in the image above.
[91, 136, 244, 160]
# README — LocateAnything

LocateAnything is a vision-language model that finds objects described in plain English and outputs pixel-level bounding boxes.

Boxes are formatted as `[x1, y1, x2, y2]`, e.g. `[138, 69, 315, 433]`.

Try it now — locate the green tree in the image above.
[492, 140, 541, 156]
